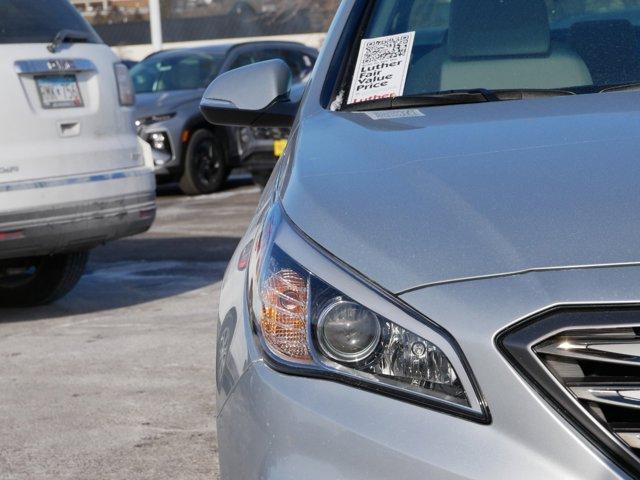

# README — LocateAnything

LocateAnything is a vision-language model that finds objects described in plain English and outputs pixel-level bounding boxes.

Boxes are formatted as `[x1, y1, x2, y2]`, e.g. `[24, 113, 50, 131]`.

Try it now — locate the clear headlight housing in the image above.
[247, 204, 489, 421]
[135, 113, 176, 130]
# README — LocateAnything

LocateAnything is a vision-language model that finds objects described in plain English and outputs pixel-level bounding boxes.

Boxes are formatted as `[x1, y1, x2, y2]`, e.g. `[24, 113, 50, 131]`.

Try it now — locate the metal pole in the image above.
[148, 0, 163, 52]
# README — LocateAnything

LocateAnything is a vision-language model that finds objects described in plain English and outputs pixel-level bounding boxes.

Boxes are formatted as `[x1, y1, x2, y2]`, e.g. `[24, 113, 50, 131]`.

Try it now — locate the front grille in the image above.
[498, 307, 640, 477]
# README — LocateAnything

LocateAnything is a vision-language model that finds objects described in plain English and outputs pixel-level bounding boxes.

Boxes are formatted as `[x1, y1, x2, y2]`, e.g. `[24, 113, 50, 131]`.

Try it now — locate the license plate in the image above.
[36, 75, 83, 109]
[273, 139, 287, 157]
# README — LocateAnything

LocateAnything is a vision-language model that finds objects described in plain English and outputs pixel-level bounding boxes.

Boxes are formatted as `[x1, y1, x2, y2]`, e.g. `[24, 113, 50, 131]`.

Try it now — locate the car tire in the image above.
[0, 251, 89, 307]
[179, 129, 229, 195]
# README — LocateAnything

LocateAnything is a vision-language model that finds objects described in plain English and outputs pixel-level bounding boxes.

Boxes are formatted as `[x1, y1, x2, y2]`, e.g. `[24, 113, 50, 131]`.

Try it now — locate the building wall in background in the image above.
[71, 0, 339, 46]
[112, 32, 325, 61]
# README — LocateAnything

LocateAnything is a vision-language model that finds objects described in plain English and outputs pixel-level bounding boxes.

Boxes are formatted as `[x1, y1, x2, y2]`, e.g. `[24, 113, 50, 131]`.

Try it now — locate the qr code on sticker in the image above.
[362, 35, 411, 65]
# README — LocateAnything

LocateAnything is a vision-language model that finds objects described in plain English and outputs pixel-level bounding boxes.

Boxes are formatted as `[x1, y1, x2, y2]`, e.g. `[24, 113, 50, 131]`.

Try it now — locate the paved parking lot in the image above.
[0, 179, 260, 480]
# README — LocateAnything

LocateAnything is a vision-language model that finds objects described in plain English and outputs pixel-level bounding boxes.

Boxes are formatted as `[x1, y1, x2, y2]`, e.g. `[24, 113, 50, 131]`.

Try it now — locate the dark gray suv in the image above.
[131, 41, 317, 194]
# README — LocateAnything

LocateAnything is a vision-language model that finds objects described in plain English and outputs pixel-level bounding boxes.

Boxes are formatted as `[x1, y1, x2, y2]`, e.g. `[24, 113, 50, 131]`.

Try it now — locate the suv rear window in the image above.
[0, 0, 100, 44]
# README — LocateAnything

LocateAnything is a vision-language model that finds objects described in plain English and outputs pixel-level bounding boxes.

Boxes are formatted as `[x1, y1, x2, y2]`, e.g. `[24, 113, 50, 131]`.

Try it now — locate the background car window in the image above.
[0, 0, 99, 44]
[130, 53, 224, 93]
[281, 50, 316, 82]
[228, 50, 269, 70]
[229, 48, 315, 82]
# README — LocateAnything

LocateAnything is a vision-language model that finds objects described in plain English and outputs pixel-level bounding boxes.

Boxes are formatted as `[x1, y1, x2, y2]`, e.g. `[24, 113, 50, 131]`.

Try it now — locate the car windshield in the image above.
[344, 0, 640, 105]
[130, 52, 225, 94]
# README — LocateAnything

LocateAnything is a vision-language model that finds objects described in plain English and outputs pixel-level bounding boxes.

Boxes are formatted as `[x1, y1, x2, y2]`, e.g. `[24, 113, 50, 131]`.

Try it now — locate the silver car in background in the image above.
[203, 0, 640, 478]
[131, 42, 316, 194]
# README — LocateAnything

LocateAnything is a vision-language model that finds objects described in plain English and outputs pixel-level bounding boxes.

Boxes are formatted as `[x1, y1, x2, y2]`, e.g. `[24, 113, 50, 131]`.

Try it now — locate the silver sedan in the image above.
[203, 0, 640, 478]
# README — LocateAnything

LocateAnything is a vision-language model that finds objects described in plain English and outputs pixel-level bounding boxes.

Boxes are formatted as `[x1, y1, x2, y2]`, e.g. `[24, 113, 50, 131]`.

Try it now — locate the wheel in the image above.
[0, 251, 89, 307]
[179, 129, 229, 195]
[251, 170, 271, 189]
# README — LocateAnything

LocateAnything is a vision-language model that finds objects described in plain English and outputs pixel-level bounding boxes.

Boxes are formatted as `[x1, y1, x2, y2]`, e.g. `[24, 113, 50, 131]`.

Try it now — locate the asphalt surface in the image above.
[0, 178, 261, 480]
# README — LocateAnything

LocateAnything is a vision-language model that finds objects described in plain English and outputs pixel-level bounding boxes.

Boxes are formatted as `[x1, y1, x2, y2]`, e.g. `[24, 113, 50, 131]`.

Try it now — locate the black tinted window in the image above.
[281, 50, 316, 82]
[0, 0, 99, 44]
[229, 50, 275, 70]
[229, 48, 316, 82]
[130, 52, 225, 93]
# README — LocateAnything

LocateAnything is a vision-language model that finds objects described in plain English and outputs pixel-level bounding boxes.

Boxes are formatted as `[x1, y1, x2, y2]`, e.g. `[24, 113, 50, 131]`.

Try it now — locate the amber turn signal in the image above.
[259, 268, 311, 362]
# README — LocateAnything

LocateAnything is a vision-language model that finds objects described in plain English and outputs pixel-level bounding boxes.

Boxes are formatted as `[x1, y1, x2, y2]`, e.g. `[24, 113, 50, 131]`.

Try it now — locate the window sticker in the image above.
[364, 109, 425, 120]
[347, 31, 415, 105]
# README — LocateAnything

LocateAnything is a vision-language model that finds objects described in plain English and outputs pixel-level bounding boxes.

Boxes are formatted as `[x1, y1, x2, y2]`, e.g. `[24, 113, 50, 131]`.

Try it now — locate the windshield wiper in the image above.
[342, 88, 574, 112]
[492, 88, 575, 99]
[343, 89, 498, 112]
[599, 83, 640, 93]
[47, 30, 91, 53]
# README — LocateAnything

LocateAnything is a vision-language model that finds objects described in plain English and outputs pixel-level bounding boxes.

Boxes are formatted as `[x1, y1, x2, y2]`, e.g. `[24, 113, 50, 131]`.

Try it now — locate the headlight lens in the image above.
[317, 299, 381, 363]
[135, 113, 176, 131]
[247, 205, 489, 421]
[239, 127, 253, 148]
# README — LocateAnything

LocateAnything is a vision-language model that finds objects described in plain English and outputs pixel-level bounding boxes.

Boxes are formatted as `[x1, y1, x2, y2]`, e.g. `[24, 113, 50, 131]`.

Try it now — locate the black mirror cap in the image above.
[200, 96, 299, 128]
[200, 82, 305, 128]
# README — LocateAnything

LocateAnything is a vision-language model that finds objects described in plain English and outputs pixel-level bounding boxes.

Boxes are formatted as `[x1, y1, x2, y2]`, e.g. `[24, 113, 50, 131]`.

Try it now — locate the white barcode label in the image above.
[347, 31, 415, 105]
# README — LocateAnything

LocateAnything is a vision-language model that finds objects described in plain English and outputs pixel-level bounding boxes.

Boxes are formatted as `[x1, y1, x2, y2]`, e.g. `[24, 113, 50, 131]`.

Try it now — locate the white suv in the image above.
[0, 0, 156, 307]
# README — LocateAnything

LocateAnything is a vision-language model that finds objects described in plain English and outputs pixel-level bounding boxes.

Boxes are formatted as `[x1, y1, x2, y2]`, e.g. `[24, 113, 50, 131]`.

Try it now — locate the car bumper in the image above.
[138, 122, 183, 174]
[217, 257, 639, 479]
[241, 152, 278, 174]
[238, 131, 281, 169]
[0, 167, 156, 260]
[218, 358, 629, 480]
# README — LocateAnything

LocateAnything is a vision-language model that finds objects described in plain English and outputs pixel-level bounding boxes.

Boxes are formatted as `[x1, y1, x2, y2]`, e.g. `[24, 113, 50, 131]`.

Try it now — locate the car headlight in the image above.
[239, 127, 254, 149]
[246, 203, 489, 422]
[148, 132, 170, 152]
[135, 113, 176, 130]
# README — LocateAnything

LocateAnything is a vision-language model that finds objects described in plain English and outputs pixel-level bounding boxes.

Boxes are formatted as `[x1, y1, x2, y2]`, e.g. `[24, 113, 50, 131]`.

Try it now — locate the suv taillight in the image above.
[114, 63, 135, 106]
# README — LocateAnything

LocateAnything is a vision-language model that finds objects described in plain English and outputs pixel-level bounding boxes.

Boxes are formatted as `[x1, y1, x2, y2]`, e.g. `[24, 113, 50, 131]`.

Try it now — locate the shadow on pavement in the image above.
[0, 235, 241, 323]
[155, 172, 254, 198]
[91, 235, 242, 264]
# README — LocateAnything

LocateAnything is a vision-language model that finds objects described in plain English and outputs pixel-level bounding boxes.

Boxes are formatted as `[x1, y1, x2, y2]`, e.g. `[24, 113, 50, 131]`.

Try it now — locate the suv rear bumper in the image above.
[0, 167, 156, 260]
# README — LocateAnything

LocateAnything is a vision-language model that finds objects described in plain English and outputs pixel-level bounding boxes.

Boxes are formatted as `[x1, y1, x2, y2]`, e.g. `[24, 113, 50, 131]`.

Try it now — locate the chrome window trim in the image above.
[14, 59, 97, 75]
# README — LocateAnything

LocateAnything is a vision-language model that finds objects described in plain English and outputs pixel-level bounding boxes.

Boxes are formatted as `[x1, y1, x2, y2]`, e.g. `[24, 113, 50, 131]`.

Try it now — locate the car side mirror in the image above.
[200, 59, 299, 128]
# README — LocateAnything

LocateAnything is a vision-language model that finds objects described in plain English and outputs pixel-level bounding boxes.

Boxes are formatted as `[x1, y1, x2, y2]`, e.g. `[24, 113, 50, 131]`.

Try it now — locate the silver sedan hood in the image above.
[282, 92, 640, 294]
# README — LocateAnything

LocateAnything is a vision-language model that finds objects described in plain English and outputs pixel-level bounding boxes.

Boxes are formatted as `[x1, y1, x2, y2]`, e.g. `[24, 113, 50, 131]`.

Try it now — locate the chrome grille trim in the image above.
[571, 386, 640, 409]
[497, 306, 640, 478]
[619, 432, 640, 449]
[536, 333, 640, 367]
